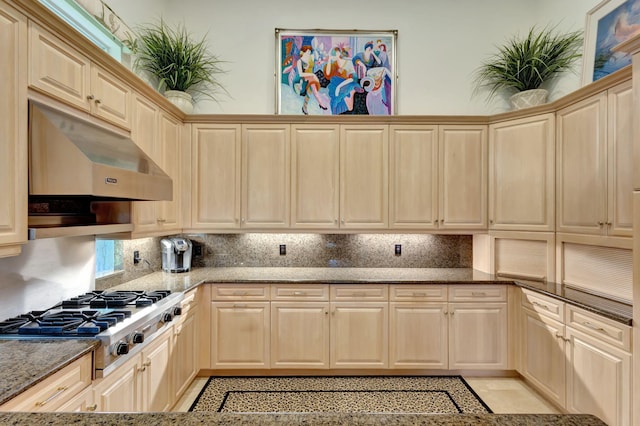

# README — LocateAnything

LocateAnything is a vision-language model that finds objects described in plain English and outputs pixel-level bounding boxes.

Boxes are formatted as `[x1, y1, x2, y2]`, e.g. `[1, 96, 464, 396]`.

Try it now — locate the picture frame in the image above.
[275, 28, 397, 115]
[582, 0, 640, 85]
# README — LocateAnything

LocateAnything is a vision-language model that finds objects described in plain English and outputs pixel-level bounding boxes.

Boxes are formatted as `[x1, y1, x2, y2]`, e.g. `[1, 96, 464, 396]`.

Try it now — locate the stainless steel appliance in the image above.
[161, 238, 193, 273]
[0, 290, 184, 378]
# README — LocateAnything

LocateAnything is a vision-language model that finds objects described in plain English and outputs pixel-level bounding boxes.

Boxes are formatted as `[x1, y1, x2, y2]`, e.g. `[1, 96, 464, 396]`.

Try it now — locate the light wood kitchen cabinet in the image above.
[438, 125, 488, 230]
[29, 22, 131, 130]
[130, 100, 182, 236]
[447, 285, 508, 370]
[55, 385, 97, 413]
[340, 125, 389, 229]
[489, 114, 555, 231]
[389, 125, 438, 229]
[556, 82, 633, 237]
[0, 1, 27, 258]
[0, 353, 92, 412]
[189, 124, 241, 229]
[140, 327, 173, 412]
[172, 290, 199, 402]
[242, 124, 290, 228]
[521, 307, 566, 407]
[290, 124, 340, 229]
[93, 353, 141, 412]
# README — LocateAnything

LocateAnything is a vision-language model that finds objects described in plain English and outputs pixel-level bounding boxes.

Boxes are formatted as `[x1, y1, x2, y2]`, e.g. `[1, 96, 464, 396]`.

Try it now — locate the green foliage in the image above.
[134, 20, 226, 101]
[473, 25, 583, 101]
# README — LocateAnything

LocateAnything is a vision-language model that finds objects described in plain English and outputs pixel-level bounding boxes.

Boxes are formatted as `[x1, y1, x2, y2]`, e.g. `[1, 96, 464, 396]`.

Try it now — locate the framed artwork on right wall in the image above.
[582, 0, 640, 85]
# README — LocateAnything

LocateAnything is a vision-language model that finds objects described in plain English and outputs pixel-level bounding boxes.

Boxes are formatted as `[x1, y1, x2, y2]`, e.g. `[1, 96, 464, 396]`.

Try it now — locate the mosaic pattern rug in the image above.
[189, 376, 492, 414]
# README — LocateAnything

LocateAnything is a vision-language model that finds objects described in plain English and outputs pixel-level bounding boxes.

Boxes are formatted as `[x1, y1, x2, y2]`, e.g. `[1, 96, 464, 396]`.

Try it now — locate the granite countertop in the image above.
[0, 412, 607, 425]
[0, 339, 99, 406]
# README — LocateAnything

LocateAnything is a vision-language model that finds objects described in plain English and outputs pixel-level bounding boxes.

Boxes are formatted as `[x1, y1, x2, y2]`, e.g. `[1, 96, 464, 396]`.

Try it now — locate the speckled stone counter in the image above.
[0, 412, 607, 425]
[0, 339, 99, 406]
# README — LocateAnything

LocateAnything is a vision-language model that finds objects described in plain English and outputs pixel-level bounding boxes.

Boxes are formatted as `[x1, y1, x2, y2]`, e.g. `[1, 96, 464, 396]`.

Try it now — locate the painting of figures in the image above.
[276, 29, 397, 115]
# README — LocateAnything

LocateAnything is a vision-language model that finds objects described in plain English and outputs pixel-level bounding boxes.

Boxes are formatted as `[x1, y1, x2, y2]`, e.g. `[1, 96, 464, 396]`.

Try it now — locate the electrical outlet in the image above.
[394, 244, 402, 256]
[279, 244, 286, 255]
[133, 250, 140, 264]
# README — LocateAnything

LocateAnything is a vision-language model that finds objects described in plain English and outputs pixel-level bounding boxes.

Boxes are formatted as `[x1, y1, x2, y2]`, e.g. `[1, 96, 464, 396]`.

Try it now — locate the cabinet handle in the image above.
[86, 94, 95, 100]
[325, 310, 329, 315]
[137, 366, 146, 373]
[471, 292, 488, 297]
[412, 292, 427, 297]
[94, 98, 102, 105]
[489, 219, 494, 225]
[293, 291, 306, 296]
[496, 271, 546, 283]
[86, 404, 98, 412]
[440, 219, 444, 224]
[443, 310, 448, 315]
[142, 361, 151, 367]
[555, 332, 563, 339]
[232, 304, 248, 309]
[233, 291, 248, 296]
[605, 221, 612, 226]
[334, 219, 338, 225]
[531, 301, 552, 311]
[449, 311, 454, 316]
[157, 218, 166, 223]
[581, 321, 609, 336]
[598, 221, 604, 226]
[35, 386, 68, 407]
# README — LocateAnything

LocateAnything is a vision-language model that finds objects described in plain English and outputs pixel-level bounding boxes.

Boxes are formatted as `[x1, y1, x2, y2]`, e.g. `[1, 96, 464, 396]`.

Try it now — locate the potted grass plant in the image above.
[473, 25, 583, 110]
[134, 20, 225, 113]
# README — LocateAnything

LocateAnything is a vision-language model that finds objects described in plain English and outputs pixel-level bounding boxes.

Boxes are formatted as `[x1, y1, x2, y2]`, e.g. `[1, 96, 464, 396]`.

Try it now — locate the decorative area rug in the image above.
[189, 376, 492, 414]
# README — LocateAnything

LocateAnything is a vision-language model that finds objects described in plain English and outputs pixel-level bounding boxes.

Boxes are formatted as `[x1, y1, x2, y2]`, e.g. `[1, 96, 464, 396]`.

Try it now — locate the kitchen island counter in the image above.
[0, 412, 607, 425]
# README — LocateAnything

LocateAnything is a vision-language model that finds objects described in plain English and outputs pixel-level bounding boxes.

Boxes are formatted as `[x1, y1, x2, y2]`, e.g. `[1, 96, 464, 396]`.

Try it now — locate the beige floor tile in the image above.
[464, 377, 560, 414]
[172, 377, 209, 412]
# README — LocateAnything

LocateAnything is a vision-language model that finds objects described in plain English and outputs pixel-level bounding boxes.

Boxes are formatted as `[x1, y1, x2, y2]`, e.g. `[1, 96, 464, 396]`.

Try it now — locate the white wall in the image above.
[106, 0, 601, 114]
[0, 237, 95, 320]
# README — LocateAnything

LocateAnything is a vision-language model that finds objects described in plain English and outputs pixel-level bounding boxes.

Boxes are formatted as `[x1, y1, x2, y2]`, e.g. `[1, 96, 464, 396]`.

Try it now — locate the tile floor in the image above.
[172, 376, 560, 414]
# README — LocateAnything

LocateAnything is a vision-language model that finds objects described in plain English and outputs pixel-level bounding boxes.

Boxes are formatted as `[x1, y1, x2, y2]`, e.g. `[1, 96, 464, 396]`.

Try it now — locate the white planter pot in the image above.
[509, 89, 549, 110]
[164, 90, 194, 114]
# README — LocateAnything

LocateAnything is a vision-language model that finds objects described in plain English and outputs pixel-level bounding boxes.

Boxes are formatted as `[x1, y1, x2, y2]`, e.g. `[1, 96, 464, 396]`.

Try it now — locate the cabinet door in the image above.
[28, 21, 91, 111]
[291, 124, 339, 228]
[389, 302, 448, 369]
[190, 124, 241, 229]
[521, 308, 565, 407]
[565, 327, 631, 426]
[271, 302, 330, 368]
[389, 125, 438, 229]
[242, 124, 290, 228]
[56, 386, 97, 413]
[93, 355, 141, 412]
[489, 114, 555, 231]
[131, 94, 160, 233]
[173, 308, 198, 401]
[556, 92, 607, 235]
[448, 302, 507, 369]
[158, 112, 181, 231]
[439, 125, 488, 229]
[141, 328, 173, 412]
[340, 125, 388, 229]
[0, 2, 27, 258]
[211, 302, 270, 368]
[90, 64, 131, 129]
[607, 81, 633, 237]
[330, 302, 388, 368]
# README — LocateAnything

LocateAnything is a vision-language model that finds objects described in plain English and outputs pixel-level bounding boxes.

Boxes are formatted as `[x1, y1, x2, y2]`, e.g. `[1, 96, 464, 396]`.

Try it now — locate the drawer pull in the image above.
[351, 292, 366, 297]
[87, 404, 98, 412]
[471, 292, 488, 297]
[531, 301, 552, 311]
[582, 321, 609, 336]
[293, 291, 306, 296]
[412, 292, 427, 297]
[232, 304, 248, 309]
[35, 386, 68, 407]
[497, 271, 546, 283]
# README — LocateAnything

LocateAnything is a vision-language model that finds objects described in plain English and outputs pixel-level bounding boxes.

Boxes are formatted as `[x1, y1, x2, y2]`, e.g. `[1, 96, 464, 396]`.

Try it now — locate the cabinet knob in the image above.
[440, 219, 444, 224]
[87, 404, 98, 412]
[94, 98, 102, 104]
[489, 219, 494, 225]
[86, 94, 95, 100]
[597, 221, 604, 226]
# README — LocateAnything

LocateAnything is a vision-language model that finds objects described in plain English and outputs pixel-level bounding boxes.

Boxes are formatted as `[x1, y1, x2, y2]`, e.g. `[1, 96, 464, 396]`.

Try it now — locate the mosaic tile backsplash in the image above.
[97, 234, 471, 289]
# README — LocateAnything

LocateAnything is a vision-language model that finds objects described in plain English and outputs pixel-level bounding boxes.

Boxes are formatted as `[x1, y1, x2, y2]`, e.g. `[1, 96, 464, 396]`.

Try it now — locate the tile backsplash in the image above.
[97, 233, 472, 290]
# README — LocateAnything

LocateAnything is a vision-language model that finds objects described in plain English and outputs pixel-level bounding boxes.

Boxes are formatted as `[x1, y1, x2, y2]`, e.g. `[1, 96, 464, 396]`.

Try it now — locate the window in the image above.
[38, 0, 127, 62]
[96, 239, 124, 278]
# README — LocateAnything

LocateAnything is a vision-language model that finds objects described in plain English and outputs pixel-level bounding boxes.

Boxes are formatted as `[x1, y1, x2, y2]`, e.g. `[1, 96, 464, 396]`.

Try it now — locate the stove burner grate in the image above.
[15, 309, 132, 336]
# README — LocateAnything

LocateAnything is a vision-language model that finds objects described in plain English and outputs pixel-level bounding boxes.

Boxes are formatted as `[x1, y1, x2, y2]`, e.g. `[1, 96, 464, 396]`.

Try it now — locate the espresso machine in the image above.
[160, 237, 193, 272]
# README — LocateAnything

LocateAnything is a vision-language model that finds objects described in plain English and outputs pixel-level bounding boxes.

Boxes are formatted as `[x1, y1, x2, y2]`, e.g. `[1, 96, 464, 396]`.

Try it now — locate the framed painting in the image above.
[582, 0, 640, 85]
[275, 29, 397, 115]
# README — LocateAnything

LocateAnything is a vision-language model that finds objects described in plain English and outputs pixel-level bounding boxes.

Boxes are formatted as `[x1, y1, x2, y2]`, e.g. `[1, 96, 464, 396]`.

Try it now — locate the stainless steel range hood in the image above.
[28, 100, 173, 239]
[29, 101, 172, 201]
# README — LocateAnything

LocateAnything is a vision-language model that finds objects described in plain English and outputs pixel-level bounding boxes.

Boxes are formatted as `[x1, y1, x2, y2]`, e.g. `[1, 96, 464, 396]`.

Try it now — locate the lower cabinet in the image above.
[56, 385, 96, 412]
[520, 289, 632, 426]
[92, 354, 140, 412]
[173, 297, 199, 400]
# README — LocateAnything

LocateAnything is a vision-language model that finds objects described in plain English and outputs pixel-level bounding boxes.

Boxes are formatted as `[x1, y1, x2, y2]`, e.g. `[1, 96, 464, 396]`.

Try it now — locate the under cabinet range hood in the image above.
[28, 101, 173, 238]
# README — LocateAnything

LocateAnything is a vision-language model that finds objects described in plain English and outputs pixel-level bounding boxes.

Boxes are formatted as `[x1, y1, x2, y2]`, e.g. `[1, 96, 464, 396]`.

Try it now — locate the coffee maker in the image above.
[160, 237, 193, 273]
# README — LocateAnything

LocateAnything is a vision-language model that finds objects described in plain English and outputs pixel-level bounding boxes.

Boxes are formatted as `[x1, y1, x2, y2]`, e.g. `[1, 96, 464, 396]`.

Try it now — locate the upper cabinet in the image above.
[438, 125, 488, 230]
[489, 114, 555, 231]
[556, 81, 633, 237]
[242, 124, 291, 229]
[28, 22, 132, 130]
[389, 125, 438, 229]
[340, 125, 389, 229]
[0, 2, 27, 258]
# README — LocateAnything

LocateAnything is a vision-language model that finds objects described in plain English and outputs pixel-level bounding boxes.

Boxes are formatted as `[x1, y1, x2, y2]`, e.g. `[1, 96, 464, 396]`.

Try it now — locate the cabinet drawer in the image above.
[179, 288, 199, 315]
[565, 305, 631, 352]
[0, 353, 92, 412]
[210, 284, 270, 300]
[448, 285, 506, 302]
[271, 284, 329, 300]
[521, 289, 564, 322]
[330, 284, 388, 301]
[390, 285, 447, 301]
